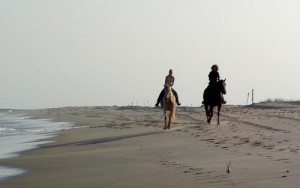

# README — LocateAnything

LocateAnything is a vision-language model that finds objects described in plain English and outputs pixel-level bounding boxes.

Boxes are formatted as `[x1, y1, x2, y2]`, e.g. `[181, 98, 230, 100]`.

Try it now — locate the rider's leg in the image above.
[155, 89, 164, 107]
[171, 88, 181, 106]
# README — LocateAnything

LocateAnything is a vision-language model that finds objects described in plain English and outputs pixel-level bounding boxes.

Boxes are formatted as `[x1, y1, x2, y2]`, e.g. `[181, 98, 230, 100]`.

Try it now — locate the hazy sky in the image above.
[1, 0, 300, 109]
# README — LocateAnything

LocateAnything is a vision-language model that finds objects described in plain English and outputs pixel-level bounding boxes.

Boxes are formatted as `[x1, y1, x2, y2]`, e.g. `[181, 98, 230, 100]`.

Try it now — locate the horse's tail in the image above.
[171, 107, 176, 120]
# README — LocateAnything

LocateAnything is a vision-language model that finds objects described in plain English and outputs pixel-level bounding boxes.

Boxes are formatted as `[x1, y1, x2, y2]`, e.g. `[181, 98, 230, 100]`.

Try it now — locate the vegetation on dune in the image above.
[260, 98, 300, 104]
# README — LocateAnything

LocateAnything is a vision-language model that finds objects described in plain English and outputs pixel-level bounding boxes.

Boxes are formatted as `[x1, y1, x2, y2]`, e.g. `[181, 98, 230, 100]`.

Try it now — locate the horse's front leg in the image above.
[217, 105, 221, 125]
[167, 111, 171, 129]
[208, 108, 213, 124]
[205, 105, 210, 124]
[164, 111, 167, 129]
[207, 105, 213, 124]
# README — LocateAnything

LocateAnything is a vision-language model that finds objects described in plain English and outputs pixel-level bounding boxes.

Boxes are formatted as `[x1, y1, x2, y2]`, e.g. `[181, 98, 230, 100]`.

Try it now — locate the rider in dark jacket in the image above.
[203, 64, 226, 104]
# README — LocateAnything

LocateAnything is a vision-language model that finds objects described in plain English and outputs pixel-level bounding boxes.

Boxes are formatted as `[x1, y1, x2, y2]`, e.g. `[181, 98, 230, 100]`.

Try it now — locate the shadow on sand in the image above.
[41, 130, 163, 149]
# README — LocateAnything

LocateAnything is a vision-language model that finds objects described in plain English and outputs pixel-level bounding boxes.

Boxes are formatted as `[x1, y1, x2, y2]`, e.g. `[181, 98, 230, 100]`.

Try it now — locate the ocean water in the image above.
[0, 110, 73, 181]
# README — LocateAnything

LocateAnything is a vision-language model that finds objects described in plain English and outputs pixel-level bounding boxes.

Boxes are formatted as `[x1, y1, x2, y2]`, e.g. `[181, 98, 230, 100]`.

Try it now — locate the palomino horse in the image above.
[163, 85, 176, 129]
[203, 79, 226, 124]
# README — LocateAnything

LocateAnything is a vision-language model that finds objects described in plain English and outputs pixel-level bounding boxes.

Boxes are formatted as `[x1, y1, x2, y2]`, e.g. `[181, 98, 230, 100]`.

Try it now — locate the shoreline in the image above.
[1, 103, 300, 187]
[0, 112, 73, 182]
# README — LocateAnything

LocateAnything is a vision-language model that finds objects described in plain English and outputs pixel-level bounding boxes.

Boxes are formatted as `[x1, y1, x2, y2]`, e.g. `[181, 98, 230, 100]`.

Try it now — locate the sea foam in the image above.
[0, 111, 72, 181]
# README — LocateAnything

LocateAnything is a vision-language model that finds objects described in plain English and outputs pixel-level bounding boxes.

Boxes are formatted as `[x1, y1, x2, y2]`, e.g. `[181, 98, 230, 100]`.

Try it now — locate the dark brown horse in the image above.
[203, 79, 226, 124]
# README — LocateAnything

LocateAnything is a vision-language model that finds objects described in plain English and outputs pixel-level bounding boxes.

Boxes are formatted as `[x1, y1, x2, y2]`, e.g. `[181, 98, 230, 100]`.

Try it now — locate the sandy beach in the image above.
[1, 102, 300, 188]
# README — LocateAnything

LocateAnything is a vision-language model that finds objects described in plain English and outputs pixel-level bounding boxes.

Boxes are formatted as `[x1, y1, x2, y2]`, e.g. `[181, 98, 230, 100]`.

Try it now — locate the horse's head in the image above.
[164, 84, 173, 100]
[218, 79, 226, 94]
[164, 84, 172, 92]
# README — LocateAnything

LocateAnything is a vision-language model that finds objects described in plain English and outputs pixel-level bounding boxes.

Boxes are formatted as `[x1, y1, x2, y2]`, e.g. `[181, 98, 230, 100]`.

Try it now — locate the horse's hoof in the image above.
[163, 127, 167, 130]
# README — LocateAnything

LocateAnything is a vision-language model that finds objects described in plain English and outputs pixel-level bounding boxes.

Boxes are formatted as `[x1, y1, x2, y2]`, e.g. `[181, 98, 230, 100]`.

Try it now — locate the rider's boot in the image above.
[155, 101, 163, 108]
[175, 95, 181, 106]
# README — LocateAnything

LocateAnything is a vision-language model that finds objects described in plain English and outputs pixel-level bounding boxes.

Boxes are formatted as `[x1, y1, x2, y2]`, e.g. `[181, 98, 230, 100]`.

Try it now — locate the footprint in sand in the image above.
[251, 140, 262, 146]
[290, 148, 299, 153]
[275, 158, 290, 164]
